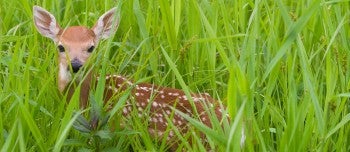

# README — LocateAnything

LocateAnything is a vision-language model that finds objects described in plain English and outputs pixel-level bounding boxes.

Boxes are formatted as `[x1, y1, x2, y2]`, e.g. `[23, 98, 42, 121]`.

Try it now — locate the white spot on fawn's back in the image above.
[123, 107, 128, 114]
[152, 102, 158, 107]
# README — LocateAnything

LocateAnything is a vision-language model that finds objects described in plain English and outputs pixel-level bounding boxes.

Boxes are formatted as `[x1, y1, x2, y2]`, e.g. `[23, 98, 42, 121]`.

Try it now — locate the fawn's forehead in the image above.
[59, 26, 95, 44]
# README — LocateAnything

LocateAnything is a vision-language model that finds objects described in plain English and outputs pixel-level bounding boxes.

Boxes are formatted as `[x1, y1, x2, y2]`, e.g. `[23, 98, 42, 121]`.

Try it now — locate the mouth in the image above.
[67, 66, 82, 73]
[72, 66, 81, 73]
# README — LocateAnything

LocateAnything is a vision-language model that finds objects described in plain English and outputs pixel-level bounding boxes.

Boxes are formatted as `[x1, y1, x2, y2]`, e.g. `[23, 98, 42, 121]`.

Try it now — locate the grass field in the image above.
[1, 0, 350, 151]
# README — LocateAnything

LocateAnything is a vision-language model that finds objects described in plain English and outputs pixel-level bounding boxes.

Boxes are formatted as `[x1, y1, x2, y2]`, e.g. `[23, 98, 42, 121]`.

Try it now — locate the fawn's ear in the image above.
[33, 6, 61, 42]
[92, 7, 119, 41]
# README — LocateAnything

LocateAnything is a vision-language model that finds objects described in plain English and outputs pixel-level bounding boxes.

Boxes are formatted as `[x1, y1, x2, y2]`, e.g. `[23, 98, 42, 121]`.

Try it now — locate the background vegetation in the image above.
[0, 0, 350, 151]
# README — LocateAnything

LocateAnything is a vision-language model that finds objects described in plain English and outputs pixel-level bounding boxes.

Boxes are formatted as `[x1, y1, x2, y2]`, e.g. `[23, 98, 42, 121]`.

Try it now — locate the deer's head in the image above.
[33, 6, 119, 92]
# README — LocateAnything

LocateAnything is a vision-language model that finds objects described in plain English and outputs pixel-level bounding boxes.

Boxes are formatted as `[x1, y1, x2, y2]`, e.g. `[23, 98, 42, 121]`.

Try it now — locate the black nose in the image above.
[70, 59, 82, 73]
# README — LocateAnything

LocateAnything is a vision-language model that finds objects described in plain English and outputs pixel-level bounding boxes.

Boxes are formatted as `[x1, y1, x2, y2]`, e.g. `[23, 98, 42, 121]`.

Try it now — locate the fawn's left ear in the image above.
[92, 7, 119, 41]
[33, 6, 61, 42]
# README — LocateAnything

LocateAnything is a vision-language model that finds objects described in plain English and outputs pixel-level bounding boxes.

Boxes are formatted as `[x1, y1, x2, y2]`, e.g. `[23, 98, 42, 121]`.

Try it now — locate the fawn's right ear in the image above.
[33, 6, 61, 42]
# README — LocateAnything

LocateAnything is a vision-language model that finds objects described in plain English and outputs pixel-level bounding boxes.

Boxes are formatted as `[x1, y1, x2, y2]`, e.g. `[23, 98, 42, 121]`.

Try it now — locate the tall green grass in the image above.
[1, 0, 350, 151]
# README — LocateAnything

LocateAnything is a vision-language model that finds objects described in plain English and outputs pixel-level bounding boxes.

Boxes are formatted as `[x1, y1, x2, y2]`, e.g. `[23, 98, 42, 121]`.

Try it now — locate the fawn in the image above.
[33, 5, 244, 150]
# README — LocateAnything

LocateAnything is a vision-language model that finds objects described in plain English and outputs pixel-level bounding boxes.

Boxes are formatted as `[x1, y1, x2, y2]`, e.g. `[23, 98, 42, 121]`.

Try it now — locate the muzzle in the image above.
[70, 58, 83, 73]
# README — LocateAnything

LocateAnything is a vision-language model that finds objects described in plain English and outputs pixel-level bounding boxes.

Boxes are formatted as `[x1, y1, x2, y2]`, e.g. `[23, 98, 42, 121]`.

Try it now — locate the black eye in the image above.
[87, 46, 95, 53]
[58, 45, 65, 52]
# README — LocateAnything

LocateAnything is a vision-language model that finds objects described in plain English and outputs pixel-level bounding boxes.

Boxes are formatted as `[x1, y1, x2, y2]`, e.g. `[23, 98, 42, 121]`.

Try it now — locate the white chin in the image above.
[59, 63, 72, 82]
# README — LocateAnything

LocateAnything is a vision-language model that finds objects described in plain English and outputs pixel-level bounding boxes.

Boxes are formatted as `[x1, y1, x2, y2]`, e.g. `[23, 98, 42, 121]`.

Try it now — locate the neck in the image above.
[63, 71, 94, 109]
